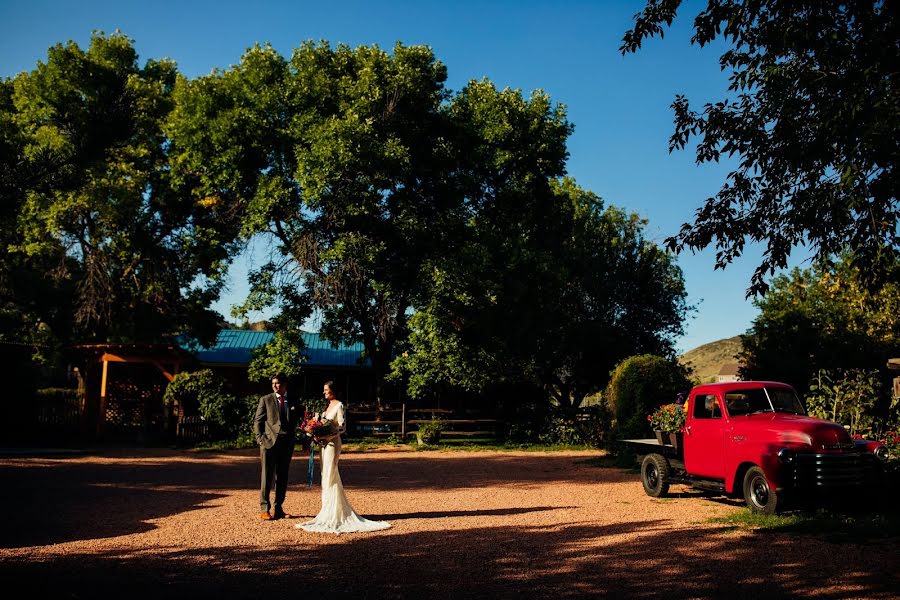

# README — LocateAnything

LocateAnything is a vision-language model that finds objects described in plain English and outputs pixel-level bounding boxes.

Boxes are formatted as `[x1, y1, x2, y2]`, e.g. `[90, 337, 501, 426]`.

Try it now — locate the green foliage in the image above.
[416, 416, 445, 444]
[806, 369, 880, 436]
[247, 330, 306, 382]
[396, 176, 690, 413]
[881, 430, 900, 474]
[163, 370, 245, 440]
[235, 395, 263, 447]
[169, 41, 457, 404]
[740, 258, 899, 397]
[538, 405, 610, 447]
[5, 32, 239, 347]
[623, 1, 900, 296]
[709, 509, 900, 544]
[605, 354, 692, 446]
[298, 395, 328, 418]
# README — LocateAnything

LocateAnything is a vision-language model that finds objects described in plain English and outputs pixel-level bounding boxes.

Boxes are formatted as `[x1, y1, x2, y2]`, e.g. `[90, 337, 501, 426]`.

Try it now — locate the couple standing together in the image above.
[255, 374, 390, 533]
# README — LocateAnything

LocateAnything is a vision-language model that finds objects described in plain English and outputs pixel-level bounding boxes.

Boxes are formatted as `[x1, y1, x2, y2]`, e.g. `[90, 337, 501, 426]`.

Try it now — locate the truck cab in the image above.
[626, 381, 889, 513]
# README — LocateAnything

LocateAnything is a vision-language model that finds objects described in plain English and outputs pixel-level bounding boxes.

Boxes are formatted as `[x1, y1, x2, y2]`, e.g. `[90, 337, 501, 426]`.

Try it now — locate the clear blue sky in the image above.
[0, 0, 808, 353]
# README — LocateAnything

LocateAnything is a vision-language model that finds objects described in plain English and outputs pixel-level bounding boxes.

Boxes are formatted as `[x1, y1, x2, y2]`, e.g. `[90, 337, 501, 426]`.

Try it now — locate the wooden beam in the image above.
[151, 360, 176, 382]
[99, 352, 129, 363]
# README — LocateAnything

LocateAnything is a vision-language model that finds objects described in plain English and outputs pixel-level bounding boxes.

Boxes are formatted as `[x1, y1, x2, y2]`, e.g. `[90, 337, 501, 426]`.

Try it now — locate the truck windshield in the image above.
[765, 388, 806, 414]
[724, 387, 806, 416]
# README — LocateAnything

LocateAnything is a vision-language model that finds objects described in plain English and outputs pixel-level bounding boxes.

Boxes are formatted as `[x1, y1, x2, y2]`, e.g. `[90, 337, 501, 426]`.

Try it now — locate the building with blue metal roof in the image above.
[188, 329, 375, 404]
[193, 330, 369, 368]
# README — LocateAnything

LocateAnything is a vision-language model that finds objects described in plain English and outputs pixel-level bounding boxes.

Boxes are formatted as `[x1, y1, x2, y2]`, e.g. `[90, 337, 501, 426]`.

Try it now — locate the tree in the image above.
[396, 176, 690, 414]
[1, 75, 81, 360]
[6, 32, 238, 345]
[622, 1, 899, 296]
[739, 257, 900, 395]
[169, 42, 461, 400]
[170, 43, 578, 404]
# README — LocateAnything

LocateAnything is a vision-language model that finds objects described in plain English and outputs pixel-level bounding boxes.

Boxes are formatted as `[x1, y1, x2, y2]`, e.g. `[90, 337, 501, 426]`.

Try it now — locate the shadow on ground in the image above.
[1, 449, 898, 599]
[1, 519, 897, 599]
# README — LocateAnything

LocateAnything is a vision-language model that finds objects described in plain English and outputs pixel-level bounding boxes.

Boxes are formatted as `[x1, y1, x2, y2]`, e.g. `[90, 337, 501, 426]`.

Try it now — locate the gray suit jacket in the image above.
[254, 393, 297, 449]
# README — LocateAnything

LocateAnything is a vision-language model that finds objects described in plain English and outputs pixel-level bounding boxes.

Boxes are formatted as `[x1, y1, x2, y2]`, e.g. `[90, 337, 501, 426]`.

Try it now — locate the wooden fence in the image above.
[347, 405, 501, 440]
[171, 405, 502, 443]
[176, 415, 209, 442]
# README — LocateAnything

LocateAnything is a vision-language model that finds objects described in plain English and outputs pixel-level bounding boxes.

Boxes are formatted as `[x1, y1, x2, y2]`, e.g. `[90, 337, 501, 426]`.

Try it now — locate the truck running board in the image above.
[666, 475, 726, 492]
[689, 479, 726, 493]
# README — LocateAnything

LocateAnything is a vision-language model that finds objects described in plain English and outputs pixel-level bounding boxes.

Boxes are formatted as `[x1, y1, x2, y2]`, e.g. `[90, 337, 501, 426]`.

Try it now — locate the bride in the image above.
[297, 381, 391, 534]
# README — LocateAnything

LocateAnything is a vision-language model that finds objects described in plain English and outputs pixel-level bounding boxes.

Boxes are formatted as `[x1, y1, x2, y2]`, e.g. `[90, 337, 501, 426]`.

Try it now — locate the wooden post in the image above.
[401, 403, 406, 440]
[98, 359, 109, 435]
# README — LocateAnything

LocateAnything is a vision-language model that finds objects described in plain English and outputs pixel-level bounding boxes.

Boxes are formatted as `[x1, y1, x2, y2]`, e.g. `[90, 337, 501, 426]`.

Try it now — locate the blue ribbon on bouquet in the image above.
[307, 445, 315, 488]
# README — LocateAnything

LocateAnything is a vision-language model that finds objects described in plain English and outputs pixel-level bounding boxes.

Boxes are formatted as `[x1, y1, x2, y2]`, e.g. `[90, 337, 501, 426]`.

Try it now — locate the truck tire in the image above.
[742, 466, 779, 514]
[641, 453, 670, 497]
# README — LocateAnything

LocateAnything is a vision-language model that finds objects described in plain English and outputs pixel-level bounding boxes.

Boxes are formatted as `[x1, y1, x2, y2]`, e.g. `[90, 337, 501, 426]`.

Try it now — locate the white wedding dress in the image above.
[297, 401, 391, 534]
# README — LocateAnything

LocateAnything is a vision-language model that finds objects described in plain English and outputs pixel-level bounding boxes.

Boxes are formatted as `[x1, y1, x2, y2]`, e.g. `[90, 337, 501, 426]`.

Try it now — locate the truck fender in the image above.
[729, 462, 758, 496]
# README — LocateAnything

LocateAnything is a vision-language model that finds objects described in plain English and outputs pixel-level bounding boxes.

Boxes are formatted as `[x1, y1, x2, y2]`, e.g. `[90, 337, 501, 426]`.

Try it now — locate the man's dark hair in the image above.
[272, 373, 288, 384]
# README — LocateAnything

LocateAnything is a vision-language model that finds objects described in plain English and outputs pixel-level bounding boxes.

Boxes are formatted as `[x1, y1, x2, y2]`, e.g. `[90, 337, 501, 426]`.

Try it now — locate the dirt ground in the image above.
[1, 447, 898, 599]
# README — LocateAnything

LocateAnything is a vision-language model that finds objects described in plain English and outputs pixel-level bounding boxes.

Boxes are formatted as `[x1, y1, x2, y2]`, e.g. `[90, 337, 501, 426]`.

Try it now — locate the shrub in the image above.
[605, 354, 692, 449]
[164, 370, 245, 440]
[236, 395, 263, 447]
[417, 416, 445, 444]
[538, 404, 610, 447]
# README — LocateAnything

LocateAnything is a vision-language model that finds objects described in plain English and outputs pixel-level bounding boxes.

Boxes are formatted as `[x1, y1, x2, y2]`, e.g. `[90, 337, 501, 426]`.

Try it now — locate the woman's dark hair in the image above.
[324, 380, 339, 398]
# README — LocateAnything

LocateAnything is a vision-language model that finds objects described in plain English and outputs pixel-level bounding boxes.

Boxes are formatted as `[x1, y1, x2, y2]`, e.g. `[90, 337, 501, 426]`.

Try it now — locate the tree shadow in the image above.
[1, 519, 897, 599]
[0, 449, 609, 548]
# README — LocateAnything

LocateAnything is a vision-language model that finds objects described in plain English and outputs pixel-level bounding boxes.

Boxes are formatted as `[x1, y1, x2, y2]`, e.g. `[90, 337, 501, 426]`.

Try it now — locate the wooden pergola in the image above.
[71, 343, 194, 435]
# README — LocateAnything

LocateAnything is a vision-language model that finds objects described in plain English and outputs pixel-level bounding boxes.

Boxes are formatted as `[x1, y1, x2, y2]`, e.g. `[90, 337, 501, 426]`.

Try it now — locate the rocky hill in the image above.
[679, 336, 743, 383]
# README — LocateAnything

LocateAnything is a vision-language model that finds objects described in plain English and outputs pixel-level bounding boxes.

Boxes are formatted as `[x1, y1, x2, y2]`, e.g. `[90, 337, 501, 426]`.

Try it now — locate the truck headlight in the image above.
[777, 448, 794, 464]
[874, 445, 889, 462]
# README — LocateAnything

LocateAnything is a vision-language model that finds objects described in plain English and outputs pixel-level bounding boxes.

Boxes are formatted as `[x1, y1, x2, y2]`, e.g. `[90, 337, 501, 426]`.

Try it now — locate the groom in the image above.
[255, 373, 297, 520]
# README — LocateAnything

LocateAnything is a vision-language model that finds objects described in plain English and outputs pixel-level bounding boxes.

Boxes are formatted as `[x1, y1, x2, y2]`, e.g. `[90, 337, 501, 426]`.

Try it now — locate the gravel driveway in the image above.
[1, 448, 897, 599]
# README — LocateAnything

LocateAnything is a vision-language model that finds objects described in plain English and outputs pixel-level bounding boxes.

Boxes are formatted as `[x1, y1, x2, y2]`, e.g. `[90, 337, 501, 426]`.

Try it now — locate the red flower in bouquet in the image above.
[300, 416, 337, 445]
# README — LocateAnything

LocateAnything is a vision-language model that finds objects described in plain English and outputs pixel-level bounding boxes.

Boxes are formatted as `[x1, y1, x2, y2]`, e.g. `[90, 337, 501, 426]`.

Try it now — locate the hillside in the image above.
[679, 336, 743, 384]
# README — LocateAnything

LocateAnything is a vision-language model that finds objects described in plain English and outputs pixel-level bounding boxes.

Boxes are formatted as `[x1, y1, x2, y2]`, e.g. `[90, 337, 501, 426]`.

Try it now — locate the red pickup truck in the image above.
[624, 381, 889, 513]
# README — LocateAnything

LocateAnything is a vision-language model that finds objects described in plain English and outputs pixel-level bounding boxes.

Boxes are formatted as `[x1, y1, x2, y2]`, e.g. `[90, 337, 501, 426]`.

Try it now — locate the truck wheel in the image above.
[742, 466, 779, 514]
[641, 453, 670, 497]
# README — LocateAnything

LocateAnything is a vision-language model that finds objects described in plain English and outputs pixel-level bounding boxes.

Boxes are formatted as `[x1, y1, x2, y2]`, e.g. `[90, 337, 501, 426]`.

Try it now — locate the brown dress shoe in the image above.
[260, 511, 273, 521]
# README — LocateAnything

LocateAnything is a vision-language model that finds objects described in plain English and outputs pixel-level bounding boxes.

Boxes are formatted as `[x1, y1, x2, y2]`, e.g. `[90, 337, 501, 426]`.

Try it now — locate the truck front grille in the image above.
[789, 452, 874, 488]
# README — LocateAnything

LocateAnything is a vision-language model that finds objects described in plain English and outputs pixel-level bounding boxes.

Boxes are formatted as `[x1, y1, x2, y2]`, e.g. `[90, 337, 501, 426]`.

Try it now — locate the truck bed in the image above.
[621, 438, 684, 460]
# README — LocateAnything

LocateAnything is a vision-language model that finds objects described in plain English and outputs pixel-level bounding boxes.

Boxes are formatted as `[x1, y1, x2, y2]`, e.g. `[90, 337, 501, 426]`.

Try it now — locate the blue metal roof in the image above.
[190, 330, 368, 368]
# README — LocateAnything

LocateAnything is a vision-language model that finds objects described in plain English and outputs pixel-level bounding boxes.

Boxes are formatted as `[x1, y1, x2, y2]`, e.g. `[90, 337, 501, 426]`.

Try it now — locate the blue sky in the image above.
[0, 0, 808, 353]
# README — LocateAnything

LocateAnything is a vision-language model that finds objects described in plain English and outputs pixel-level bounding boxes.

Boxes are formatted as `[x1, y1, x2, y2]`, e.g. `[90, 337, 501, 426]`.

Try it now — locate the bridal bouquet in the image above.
[300, 416, 338, 445]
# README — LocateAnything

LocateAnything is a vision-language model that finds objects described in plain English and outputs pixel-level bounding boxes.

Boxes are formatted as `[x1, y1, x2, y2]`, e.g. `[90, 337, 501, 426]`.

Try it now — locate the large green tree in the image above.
[5, 32, 238, 345]
[169, 42, 461, 400]
[396, 176, 690, 413]
[622, 1, 899, 296]
[0, 75, 78, 357]
[739, 257, 900, 394]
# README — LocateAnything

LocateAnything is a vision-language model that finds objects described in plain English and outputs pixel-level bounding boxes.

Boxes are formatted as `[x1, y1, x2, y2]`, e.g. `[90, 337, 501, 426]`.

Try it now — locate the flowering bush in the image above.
[647, 403, 686, 432]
